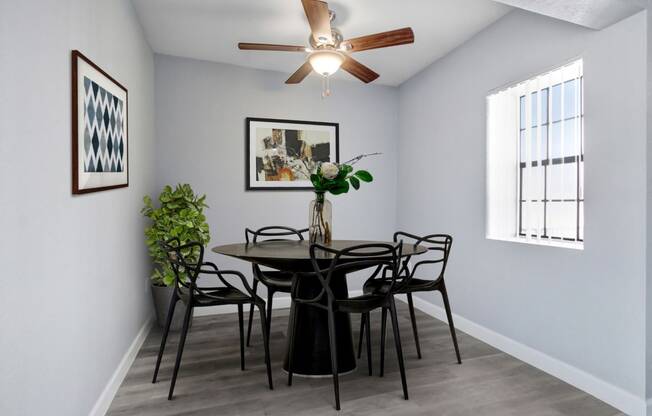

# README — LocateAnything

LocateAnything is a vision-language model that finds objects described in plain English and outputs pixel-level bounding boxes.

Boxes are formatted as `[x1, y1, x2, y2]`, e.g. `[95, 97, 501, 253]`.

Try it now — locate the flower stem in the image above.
[310, 192, 330, 244]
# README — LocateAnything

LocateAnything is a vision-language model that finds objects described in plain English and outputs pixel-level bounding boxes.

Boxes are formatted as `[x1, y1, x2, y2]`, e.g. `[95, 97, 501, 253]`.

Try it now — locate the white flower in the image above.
[320, 162, 339, 180]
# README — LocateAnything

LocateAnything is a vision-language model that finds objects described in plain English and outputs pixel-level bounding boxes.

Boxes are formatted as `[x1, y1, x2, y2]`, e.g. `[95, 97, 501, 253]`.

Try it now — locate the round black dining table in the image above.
[212, 240, 426, 377]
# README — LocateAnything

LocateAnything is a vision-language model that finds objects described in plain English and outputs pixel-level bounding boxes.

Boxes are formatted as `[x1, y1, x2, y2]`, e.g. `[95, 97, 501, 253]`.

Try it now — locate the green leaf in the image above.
[162, 272, 175, 286]
[336, 164, 353, 180]
[349, 176, 360, 190]
[354, 170, 373, 182]
[329, 181, 350, 195]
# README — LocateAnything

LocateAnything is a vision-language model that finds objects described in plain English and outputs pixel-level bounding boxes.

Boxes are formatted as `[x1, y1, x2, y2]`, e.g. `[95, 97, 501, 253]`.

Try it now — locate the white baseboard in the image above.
[89, 315, 154, 416]
[395, 294, 647, 416]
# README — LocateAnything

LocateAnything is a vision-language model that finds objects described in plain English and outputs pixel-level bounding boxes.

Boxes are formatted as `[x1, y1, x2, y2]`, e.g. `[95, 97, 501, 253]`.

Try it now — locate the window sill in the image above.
[486, 235, 584, 250]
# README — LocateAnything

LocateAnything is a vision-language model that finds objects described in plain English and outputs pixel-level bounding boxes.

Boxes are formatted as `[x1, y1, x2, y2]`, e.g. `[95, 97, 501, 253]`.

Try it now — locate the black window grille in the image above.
[518, 77, 584, 242]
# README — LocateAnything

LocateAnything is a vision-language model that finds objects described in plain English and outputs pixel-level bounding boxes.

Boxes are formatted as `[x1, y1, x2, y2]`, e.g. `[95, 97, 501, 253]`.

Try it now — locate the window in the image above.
[486, 60, 583, 248]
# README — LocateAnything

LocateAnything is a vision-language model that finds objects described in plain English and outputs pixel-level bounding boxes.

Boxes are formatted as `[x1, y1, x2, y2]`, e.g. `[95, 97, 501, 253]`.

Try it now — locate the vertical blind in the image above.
[486, 59, 584, 246]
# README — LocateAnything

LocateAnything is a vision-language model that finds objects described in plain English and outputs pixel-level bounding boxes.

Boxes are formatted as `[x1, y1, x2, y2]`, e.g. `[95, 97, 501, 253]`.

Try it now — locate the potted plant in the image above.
[142, 184, 210, 329]
[308, 154, 376, 244]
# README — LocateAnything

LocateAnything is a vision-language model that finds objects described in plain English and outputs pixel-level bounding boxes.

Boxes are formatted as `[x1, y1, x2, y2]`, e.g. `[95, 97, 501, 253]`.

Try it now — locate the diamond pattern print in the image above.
[83, 77, 125, 172]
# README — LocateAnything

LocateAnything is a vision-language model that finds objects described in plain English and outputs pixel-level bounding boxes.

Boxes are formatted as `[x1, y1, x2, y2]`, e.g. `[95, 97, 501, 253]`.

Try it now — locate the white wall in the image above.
[154, 55, 399, 291]
[398, 8, 647, 405]
[0, 1, 155, 415]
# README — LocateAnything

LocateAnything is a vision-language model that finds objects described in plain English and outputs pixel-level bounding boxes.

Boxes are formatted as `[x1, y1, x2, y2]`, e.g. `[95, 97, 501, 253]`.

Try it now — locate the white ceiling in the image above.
[493, 0, 646, 29]
[131, 0, 511, 86]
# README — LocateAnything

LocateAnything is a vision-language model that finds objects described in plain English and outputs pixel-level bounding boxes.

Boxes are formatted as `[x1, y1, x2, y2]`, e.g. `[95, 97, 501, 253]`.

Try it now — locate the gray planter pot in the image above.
[151, 284, 192, 331]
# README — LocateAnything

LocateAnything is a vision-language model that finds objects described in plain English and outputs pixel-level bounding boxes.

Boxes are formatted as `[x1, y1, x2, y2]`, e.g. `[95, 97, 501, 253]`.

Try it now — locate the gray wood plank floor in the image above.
[107, 301, 623, 416]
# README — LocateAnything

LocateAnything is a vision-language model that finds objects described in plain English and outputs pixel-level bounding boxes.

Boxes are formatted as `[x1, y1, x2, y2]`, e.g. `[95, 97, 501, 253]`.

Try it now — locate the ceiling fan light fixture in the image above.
[309, 50, 344, 77]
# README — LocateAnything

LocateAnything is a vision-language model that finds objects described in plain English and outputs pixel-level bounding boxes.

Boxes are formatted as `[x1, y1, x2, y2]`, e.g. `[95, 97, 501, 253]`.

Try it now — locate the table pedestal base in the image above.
[282, 272, 357, 376]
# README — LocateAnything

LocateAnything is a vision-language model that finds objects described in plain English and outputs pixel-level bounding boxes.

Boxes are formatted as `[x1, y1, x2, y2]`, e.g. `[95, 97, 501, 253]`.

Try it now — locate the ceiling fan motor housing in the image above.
[309, 26, 343, 49]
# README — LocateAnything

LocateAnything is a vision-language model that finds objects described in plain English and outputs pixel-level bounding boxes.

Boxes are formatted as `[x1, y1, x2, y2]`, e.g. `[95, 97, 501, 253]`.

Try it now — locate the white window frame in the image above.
[486, 59, 584, 250]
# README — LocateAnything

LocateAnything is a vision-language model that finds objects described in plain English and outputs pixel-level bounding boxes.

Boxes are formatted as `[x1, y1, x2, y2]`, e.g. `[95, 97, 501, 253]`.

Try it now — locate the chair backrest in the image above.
[393, 232, 452, 282]
[159, 238, 205, 298]
[245, 225, 308, 243]
[245, 226, 309, 284]
[296, 242, 403, 306]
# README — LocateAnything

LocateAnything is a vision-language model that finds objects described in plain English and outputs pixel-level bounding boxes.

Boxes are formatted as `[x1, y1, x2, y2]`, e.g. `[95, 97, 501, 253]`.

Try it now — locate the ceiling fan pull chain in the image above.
[321, 75, 331, 99]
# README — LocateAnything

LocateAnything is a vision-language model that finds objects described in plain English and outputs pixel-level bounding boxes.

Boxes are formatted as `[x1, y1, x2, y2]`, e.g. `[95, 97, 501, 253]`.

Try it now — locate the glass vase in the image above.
[309, 192, 332, 245]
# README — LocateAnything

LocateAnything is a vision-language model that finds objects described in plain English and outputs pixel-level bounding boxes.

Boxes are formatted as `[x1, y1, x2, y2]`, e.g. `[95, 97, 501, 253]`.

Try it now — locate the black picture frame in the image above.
[71, 50, 129, 194]
[245, 117, 340, 191]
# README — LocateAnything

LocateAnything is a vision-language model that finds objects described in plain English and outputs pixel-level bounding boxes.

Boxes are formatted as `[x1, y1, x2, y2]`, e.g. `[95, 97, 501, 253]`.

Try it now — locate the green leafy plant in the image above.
[141, 184, 210, 286]
[310, 153, 377, 195]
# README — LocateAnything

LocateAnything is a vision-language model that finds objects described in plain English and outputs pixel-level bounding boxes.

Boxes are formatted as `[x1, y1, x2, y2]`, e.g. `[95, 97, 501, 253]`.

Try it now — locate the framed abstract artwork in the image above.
[71, 50, 128, 194]
[246, 117, 339, 190]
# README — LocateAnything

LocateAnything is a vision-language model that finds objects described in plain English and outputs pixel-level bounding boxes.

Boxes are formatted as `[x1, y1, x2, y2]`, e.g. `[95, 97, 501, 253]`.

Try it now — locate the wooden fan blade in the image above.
[341, 56, 379, 83]
[343, 27, 414, 53]
[238, 43, 306, 52]
[286, 61, 313, 84]
[301, 0, 333, 45]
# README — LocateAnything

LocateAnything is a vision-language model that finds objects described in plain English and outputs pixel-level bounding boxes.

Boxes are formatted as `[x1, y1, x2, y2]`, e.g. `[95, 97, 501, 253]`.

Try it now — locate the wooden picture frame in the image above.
[71, 50, 129, 194]
[246, 117, 339, 191]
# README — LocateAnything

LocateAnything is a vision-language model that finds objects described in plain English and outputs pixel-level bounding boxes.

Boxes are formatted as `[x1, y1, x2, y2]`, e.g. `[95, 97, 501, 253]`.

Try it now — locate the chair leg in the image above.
[257, 302, 274, 390]
[407, 293, 422, 359]
[266, 289, 274, 339]
[287, 299, 298, 386]
[365, 312, 372, 376]
[238, 304, 245, 371]
[327, 307, 341, 410]
[440, 283, 462, 364]
[152, 291, 178, 383]
[357, 313, 366, 359]
[379, 306, 387, 378]
[389, 296, 409, 400]
[167, 303, 193, 400]
[246, 279, 259, 347]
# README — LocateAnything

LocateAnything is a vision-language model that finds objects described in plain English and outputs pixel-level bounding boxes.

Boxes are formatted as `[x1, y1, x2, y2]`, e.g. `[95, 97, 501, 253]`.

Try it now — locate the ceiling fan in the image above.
[238, 0, 414, 97]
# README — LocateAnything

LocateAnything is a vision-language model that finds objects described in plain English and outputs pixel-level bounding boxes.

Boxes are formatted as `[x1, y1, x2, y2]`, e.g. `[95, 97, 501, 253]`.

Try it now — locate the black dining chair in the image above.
[152, 238, 273, 400]
[245, 226, 308, 347]
[287, 242, 409, 411]
[358, 232, 460, 374]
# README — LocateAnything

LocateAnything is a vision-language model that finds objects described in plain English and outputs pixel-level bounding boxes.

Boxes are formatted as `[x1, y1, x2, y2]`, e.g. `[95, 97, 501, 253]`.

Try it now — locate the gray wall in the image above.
[154, 55, 399, 291]
[648, 5, 652, 404]
[397, 10, 647, 399]
[0, 1, 156, 415]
